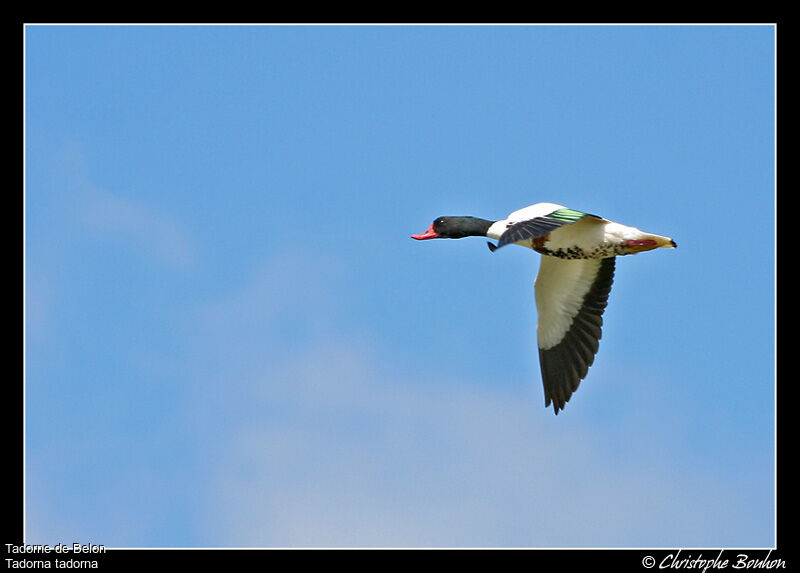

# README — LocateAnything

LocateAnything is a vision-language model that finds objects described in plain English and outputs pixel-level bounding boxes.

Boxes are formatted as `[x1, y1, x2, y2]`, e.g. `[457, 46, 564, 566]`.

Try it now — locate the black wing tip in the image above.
[545, 394, 568, 415]
[546, 386, 573, 415]
[540, 344, 587, 416]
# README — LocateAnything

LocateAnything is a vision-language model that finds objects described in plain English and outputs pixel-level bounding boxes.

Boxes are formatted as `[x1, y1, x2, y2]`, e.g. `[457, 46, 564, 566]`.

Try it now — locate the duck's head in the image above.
[411, 216, 493, 240]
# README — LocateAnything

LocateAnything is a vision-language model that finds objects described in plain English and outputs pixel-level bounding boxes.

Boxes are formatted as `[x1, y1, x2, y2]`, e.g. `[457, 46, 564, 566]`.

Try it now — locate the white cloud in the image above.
[40, 139, 197, 270]
[194, 339, 765, 548]
[79, 187, 196, 269]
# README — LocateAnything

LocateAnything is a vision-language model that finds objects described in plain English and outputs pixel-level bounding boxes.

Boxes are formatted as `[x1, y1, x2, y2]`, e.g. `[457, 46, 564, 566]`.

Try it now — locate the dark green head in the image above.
[411, 216, 494, 240]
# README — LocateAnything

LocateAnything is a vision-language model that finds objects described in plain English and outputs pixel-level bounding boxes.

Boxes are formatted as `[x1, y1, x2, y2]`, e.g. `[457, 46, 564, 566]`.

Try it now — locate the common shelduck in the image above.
[412, 202, 676, 414]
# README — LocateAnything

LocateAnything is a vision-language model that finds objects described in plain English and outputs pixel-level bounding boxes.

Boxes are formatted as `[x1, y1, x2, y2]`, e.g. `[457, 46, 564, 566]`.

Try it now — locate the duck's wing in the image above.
[496, 208, 602, 249]
[534, 256, 615, 414]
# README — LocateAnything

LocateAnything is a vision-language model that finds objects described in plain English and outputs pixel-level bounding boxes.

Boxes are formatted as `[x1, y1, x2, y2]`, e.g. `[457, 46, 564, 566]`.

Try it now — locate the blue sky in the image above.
[25, 25, 775, 548]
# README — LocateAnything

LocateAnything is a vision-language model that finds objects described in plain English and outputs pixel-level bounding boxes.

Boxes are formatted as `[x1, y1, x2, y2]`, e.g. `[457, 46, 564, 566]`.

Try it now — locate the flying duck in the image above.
[412, 202, 676, 414]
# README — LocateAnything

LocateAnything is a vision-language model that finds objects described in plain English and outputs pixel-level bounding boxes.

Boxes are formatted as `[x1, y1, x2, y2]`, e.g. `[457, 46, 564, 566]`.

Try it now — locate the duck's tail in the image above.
[624, 232, 676, 253]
